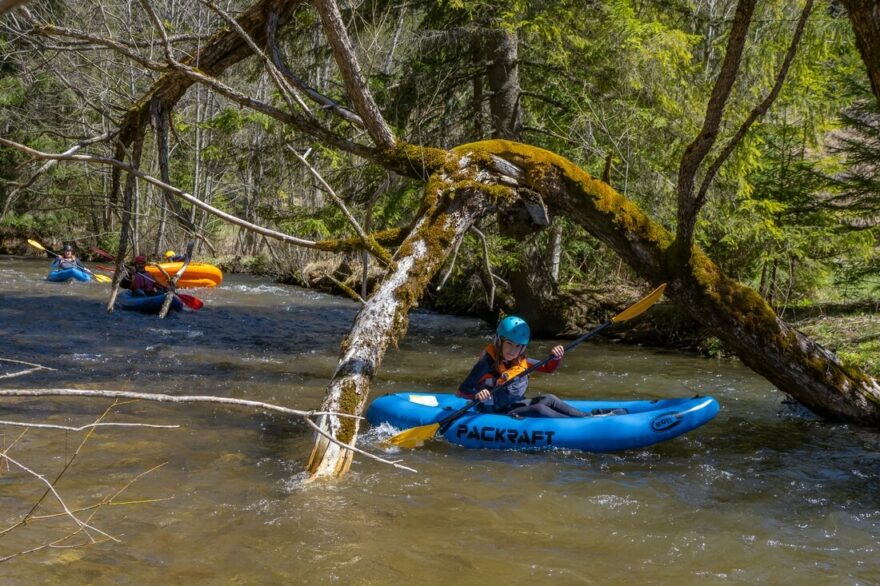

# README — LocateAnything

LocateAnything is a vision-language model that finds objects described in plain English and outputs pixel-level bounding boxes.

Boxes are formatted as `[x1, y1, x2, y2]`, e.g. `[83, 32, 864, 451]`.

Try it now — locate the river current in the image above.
[1, 255, 878, 584]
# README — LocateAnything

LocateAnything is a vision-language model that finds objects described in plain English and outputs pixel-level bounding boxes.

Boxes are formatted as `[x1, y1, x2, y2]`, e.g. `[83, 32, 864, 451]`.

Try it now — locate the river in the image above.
[1, 255, 878, 584]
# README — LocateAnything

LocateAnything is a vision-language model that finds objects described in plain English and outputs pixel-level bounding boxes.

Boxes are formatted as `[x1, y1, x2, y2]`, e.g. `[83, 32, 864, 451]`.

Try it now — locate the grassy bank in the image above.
[793, 311, 880, 379]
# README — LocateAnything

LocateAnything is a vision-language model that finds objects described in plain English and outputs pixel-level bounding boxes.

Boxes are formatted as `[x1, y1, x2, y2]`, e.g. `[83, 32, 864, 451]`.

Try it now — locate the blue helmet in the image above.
[497, 316, 530, 346]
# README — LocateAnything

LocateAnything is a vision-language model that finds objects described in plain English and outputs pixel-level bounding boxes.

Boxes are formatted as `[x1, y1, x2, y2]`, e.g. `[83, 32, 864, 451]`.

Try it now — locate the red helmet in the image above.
[134, 255, 147, 263]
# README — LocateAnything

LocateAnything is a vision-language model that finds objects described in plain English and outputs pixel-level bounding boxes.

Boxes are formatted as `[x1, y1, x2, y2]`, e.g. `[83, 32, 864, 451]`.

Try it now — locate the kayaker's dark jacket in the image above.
[130, 269, 163, 295]
[457, 343, 561, 411]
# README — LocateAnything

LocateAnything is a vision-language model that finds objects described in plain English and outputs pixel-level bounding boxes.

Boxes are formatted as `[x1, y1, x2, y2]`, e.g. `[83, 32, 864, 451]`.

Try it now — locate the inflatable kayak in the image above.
[118, 291, 183, 313]
[47, 267, 92, 282]
[145, 262, 223, 288]
[367, 392, 719, 452]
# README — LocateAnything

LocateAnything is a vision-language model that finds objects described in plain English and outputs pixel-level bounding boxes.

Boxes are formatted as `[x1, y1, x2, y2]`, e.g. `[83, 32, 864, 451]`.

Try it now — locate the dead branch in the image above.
[325, 274, 366, 304]
[286, 144, 393, 267]
[0, 420, 178, 431]
[0, 131, 114, 220]
[266, 11, 364, 127]
[0, 387, 416, 473]
[314, 0, 396, 147]
[197, 0, 312, 116]
[134, 0, 372, 158]
[0, 358, 57, 380]
[470, 226, 496, 309]
[1, 452, 119, 543]
[0, 139, 319, 248]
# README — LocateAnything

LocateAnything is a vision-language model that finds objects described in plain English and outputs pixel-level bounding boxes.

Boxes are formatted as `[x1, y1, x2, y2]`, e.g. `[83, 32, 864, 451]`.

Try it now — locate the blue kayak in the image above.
[118, 291, 183, 314]
[367, 392, 719, 452]
[47, 267, 92, 282]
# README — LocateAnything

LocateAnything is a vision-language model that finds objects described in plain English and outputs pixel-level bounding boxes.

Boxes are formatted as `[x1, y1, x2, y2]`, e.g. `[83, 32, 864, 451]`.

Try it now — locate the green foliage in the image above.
[1, 0, 878, 325]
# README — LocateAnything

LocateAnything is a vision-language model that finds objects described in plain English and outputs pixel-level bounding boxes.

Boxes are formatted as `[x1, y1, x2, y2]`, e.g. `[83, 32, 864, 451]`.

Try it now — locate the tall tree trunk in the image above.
[842, 0, 880, 105]
[484, 26, 559, 333]
[486, 28, 521, 140]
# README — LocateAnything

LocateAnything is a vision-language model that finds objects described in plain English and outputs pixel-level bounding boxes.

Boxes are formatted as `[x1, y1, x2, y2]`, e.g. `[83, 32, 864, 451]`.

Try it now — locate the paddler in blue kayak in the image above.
[458, 316, 588, 418]
[51, 244, 85, 271]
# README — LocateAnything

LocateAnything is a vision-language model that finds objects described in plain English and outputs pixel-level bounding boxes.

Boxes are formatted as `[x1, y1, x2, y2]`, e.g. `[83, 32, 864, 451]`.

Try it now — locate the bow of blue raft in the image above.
[367, 392, 719, 452]
[46, 267, 92, 282]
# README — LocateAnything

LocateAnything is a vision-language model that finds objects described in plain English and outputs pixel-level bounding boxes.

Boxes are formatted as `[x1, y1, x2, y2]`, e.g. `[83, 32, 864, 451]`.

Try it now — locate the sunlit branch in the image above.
[0, 357, 57, 380]
[314, 0, 396, 147]
[198, 0, 312, 116]
[266, 11, 364, 128]
[0, 420, 179, 431]
[0, 387, 416, 473]
[286, 144, 393, 267]
[0, 453, 120, 543]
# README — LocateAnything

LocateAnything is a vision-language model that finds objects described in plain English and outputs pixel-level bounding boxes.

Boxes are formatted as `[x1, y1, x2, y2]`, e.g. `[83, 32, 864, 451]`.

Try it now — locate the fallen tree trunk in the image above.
[306, 156, 512, 477]
[474, 139, 880, 424]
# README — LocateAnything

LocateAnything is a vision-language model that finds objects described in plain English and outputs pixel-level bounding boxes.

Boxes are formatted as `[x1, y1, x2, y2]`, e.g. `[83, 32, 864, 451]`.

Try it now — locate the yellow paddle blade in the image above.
[92, 273, 112, 283]
[384, 422, 441, 449]
[27, 238, 47, 251]
[611, 283, 667, 323]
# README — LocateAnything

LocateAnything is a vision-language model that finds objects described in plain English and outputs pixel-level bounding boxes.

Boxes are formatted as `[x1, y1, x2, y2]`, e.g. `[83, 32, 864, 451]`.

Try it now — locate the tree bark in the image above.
[487, 28, 522, 140]
[842, 0, 880, 106]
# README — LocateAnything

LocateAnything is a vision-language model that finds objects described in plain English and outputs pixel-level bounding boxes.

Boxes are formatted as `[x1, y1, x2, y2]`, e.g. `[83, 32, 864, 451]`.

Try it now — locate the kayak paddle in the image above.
[177, 293, 204, 310]
[384, 283, 668, 448]
[91, 246, 203, 310]
[27, 239, 112, 283]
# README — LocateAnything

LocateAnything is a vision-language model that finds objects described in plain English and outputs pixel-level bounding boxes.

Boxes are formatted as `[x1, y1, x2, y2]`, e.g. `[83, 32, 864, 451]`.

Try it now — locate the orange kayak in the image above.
[145, 262, 223, 288]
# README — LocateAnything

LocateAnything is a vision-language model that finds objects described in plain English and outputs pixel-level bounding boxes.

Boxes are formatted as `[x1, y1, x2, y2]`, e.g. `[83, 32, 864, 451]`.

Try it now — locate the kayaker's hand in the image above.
[475, 389, 492, 402]
[551, 345, 564, 359]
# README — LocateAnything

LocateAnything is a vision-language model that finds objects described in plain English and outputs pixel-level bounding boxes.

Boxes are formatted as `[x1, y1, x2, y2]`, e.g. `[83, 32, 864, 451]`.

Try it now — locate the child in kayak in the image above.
[129, 255, 167, 297]
[51, 244, 85, 270]
[163, 249, 187, 262]
[458, 316, 588, 418]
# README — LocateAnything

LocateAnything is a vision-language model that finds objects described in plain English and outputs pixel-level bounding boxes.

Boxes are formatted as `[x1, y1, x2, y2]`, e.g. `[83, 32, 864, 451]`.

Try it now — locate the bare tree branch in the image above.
[694, 0, 814, 211]
[0, 358, 57, 379]
[313, 0, 396, 147]
[0, 132, 114, 220]
[0, 420, 179, 431]
[286, 144, 394, 266]
[0, 387, 416, 473]
[266, 10, 364, 127]
[675, 0, 757, 262]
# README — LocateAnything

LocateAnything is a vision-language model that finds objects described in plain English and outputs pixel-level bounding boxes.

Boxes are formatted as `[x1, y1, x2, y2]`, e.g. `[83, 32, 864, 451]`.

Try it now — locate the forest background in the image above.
[0, 0, 877, 381]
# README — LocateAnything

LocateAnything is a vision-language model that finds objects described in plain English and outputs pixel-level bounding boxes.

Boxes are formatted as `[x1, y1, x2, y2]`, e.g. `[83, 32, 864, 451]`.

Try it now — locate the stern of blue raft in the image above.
[118, 292, 184, 313]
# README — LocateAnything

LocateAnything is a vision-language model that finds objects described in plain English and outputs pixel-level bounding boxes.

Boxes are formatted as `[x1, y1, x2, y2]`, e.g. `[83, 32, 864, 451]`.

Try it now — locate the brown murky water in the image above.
[1, 255, 879, 584]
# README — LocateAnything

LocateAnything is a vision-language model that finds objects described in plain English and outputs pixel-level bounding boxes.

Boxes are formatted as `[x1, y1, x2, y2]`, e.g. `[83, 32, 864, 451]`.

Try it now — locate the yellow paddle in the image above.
[27, 239, 112, 283]
[385, 283, 668, 448]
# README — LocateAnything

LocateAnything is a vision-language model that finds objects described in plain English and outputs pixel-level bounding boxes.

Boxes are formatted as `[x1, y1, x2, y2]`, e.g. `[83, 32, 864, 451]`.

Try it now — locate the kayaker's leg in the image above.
[508, 395, 589, 418]
[532, 394, 589, 417]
